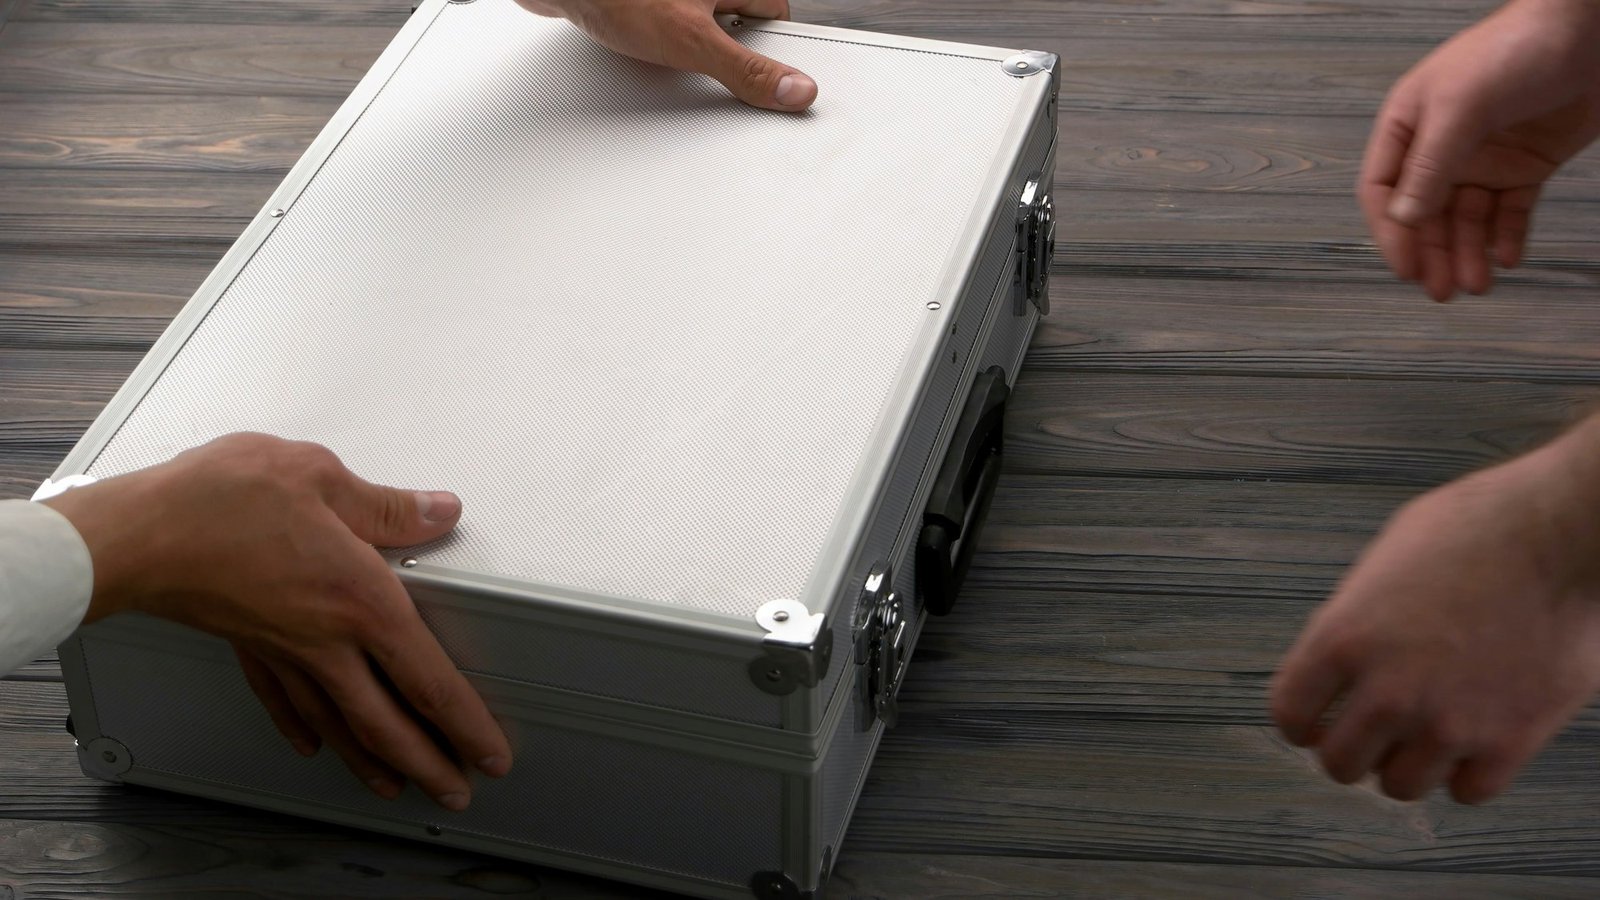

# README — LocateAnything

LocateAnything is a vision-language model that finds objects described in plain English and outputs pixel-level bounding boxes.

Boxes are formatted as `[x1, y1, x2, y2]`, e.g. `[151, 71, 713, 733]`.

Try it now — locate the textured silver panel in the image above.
[82, 636, 781, 887]
[83, 0, 1030, 620]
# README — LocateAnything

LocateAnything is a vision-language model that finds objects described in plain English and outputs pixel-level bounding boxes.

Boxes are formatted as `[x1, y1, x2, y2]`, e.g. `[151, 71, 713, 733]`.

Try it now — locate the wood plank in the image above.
[0, 348, 142, 399]
[0, 398, 102, 493]
[9, 0, 1496, 40]
[829, 854, 1600, 898]
[0, 252, 206, 350]
[1061, 111, 1600, 198]
[850, 717, 1600, 874]
[0, 817, 671, 898]
[1036, 272, 1600, 384]
[0, 170, 279, 219]
[11, 0, 410, 25]
[0, 94, 339, 172]
[0, 22, 390, 97]
[1007, 372, 1600, 486]
[790, 0, 1501, 44]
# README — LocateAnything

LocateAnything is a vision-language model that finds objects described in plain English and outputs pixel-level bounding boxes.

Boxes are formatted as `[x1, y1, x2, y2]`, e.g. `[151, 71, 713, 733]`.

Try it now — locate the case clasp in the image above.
[853, 563, 908, 728]
[1014, 176, 1055, 317]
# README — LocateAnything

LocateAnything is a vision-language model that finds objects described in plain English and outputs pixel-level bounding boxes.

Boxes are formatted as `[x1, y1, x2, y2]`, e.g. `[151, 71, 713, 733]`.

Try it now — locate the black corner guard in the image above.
[917, 365, 1009, 616]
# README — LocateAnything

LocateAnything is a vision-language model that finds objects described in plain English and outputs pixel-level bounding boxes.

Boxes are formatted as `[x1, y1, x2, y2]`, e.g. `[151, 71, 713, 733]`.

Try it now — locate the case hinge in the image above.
[1013, 175, 1056, 317]
[852, 563, 908, 728]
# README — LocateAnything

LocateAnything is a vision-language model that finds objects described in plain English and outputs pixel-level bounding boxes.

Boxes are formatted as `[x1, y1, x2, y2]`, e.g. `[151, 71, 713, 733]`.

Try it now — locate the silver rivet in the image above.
[426, 825, 443, 836]
[926, 301, 941, 311]
[102, 751, 116, 763]
[773, 610, 790, 622]
[269, 208, 285, 218]
[730, 17, 743, 27]
[401, 557, 419, 568]
[1015, 61, 1028, 69]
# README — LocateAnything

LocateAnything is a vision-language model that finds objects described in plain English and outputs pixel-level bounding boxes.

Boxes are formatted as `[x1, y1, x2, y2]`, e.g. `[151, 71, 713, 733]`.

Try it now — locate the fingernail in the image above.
[367, 777, 401, 799]
[477, 755, 509, 777]
[1388, 195, 1424, 224]
[417, 491, 461, 524]
[436, 792, 469, 812]
[291, 739, 317, 757]
[775, 73, 814, 108]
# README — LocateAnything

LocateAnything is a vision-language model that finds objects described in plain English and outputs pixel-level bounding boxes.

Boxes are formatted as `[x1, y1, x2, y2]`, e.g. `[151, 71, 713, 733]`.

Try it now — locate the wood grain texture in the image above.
[788, 0, 1501, 44]
[11, 0, 409, 25]
[0, 22, 387, 97]
[1007, 372, 1600, 485]
[829, 854, 1600, 898]
[0, 817, 677, 899]
[0, 94, 339, 172]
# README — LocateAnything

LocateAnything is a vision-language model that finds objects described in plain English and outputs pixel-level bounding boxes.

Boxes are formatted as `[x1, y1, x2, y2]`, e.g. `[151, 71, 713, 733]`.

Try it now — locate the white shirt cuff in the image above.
[0, 499, 94, 675]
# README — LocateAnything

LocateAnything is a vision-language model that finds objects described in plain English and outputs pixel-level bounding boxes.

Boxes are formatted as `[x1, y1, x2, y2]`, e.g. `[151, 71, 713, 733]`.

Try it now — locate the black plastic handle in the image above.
[917, 365, 1009, 616]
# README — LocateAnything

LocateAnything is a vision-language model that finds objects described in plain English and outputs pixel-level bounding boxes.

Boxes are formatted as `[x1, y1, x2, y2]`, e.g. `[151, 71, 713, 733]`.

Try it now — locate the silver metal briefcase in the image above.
[38, 1, 1058, 896]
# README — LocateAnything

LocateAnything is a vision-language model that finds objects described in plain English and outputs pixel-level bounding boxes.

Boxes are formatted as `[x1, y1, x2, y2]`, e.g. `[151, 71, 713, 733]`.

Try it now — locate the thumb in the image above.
[329, 474, 462, 549]
[1387, 103, 1484, 226]
[675, 20, 817, 111]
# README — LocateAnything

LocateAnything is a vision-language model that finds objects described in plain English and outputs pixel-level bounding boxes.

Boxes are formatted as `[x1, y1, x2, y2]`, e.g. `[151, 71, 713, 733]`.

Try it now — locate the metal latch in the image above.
[853, 563, 908, 727]
[1014, 175, 1056, 317]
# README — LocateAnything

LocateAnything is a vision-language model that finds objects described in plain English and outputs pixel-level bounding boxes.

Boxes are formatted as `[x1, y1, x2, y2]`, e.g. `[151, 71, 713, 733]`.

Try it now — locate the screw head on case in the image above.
[401, 557, 419, 568]
[926, 301, 941, 311]
[269, 208, 285, 218]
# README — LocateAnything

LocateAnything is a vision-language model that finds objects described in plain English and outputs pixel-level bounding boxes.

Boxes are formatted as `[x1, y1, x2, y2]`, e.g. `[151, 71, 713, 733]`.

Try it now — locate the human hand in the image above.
[1270, 415, 1600, 803]
[44, 433, 512, 811]
[513, 0, 818, 111]
[1360, 0, 1600, 301]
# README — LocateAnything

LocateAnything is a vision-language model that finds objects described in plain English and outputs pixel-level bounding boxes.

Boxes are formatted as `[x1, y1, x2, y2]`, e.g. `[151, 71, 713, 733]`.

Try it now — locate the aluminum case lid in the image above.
[73, 0, 1048, 628]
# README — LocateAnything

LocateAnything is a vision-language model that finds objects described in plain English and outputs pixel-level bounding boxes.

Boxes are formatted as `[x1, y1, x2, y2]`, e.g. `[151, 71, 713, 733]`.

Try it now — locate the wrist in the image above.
[42, 469, 171, 624]
[1525, 412, 1600, 576]
[1515, 0, 1600, 40]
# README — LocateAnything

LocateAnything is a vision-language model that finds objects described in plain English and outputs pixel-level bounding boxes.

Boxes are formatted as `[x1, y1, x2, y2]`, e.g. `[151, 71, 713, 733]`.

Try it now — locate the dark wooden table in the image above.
[4, 0, 1600, 896]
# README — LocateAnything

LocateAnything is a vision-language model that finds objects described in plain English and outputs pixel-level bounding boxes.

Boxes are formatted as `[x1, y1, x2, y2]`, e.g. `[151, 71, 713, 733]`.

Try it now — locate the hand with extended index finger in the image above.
[514, 0, 818, 111]
[1359, 0, 1600, 302]
[43, 433, 513, 812]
